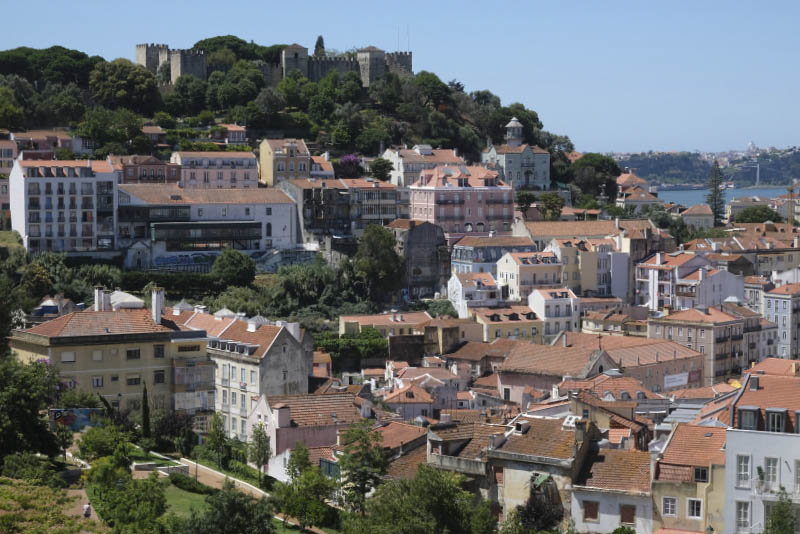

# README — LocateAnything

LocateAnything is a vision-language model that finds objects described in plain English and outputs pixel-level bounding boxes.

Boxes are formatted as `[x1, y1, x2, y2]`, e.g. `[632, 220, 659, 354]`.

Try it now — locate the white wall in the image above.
[571, 489, 653, 534]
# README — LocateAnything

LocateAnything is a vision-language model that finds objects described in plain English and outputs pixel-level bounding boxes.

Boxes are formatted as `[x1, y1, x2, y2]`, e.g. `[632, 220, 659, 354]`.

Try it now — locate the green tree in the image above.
[415, 71, 451, 108]
[206, 412, 227, 468]
[173, 480, 276, 534]
[287, 442, 312, 482]
[766, 486, 796, 534]
[337, 419, 387, 515]
[156, 61, 171, 85]
[424, 299, 457, 318]
[58, 388, 101, 408]
[344, 464, 495, 534]
[735, 205, 784, 223]
[20, 260, 53, 298]
[141, 382, 151, 439]
[208, 48, 236, 72]
[540, 192, 565, 221]
[77, 425, 129, 462]
[211, 248, 256, 287]
[248, 422, 272, 488]
[314, 36, 326, 57]
[0, 359, 60, 460]
[36, 82, 86, 125]
[54, 424, 73, 461]
[369, 158, 393, 181]
[153, 111, 176, 129]
[76, 107, 144, 151]
[706, 160, 725, 226]
[0, 86, 26, 130]
[515, 190, 537, 217]
[353, 225, 404, 303]
[89, 58, 161, 115]
[570, 153, 622, 197]
[279, 466, 335, 532]
[165, 75, 208, 116]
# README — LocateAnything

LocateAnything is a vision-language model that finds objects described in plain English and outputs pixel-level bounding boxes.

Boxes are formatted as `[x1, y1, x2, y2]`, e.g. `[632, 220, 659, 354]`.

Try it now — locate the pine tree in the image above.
[141, 382, 151, 439]
[314, 35, 325, 57]
[706, 160, 725, 226]
[766, 486, 795, 534]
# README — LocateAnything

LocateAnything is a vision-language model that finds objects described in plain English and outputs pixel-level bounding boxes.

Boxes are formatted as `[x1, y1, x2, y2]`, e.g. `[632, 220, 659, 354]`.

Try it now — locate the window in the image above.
[662, 497, 677, 517]
[111, 375, 119, 382]
[583, 501, 599, 521]
[153, 344, 165, 358]
[126, 349, 141, 360]
[92, 376, 103, 388]
[221, 207, 227, 217]
[231, 392, 237, 405]
[127, 376, 141, 386]
[266, 207, 272, 216]
[687, 499, 702, 519]
[739, 409, 757, 430]
[767, 410, 785, 432]
[737, 455, 751, 488]
[177, 345, 200, 352]
[620, 504, 636, 525]
[765, 457, 779, 488]
[153, 370, 165, 384]
[244, 207, 250, 216]
[222, 390, 228, 404]
[198, 208, 204, 217]
[250, 370, 256, 383]
[92, 350, 103, 361]
[60, 351, 76, 363]
[503, 388, 510, 401]
[736, 501, 750, 532]
[241, 368, 246, 382]
[694, 467, 708, 483]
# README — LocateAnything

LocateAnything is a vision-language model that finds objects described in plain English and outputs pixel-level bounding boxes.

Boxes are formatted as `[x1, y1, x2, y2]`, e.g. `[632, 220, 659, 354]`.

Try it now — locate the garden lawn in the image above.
[163, 483, 208, 517]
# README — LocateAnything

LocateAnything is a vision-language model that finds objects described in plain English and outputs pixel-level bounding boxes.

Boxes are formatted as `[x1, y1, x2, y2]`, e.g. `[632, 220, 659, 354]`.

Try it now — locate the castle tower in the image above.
[505, 117, 523, 147]
[281, 44, 309, 79]
[135, 43, 169, 73]
[169, 49, 207, 84]
[356, 46, 385, 87]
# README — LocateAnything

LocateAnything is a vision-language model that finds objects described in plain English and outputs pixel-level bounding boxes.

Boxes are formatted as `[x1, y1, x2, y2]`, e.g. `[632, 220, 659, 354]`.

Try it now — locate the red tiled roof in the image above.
[175, 151, 255, 158]
[119, 184, 293, 204]
[655, 306, 739, 324]
[447, 339, 521, 362]
[495, 417, 575, 460]
[454, 236, 535, 248]
[559, 375, 661, 400]
[340, 311, 432, 328]
[265, 393, 360, 426]
[416, 165, 508, 189]
[747, 358, 800, 376]
[670, 383, 737, 399]
[386, 219, 428, 230]
[657, 424, 726, 482]
[768, 283, 800, 295]
[23, 309, 172, 337]
[577, 449, 651, 493]
[19, 160, 113, 173]
[385, 444, 427, 480]
[681, 204, 713, 216]
[396, 367, 458, 381]
[374, 421, 427, 449]
[384, 384, 433, 404]
[500, 343, 602, 377]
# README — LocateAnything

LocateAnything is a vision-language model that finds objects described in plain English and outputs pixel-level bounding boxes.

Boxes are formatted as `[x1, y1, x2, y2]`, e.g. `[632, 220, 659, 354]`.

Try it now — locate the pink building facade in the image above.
[170, 151, 258, 189]
[409, 165, 513, 246]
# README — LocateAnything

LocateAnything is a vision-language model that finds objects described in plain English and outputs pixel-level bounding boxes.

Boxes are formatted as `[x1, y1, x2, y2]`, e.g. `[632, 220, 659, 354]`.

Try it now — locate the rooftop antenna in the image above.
[397, 26, 400, 51]
[407, 24, 410, 52]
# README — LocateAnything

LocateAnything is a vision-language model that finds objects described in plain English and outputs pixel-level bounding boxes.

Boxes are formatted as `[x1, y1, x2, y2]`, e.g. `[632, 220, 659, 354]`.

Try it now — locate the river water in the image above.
[656, 187, 788, 207]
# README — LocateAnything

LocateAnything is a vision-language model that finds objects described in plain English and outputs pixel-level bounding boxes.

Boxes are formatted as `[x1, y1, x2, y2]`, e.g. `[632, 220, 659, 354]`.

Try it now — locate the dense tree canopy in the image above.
[734, 205, 784, 223]
[89, 59, 161, 115]
[0, 46, 103, 89]
[353, 225, 404, 303]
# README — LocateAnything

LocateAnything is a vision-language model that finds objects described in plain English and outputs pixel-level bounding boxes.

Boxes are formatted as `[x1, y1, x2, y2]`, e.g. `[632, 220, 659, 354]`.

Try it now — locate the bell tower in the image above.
[505, 117, 523, 147]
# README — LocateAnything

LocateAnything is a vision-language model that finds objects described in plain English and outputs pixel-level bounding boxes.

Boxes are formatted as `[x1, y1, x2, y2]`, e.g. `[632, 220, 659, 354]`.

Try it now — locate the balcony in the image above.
[435, 198, 464, 205]
[486, 214, 510, 220]
[744, 326, 761, 333]
[427, 453, 486, 476]
[732, 334, 743, 341]
[676, 289, 696, 298]
[486, 198, 512, 204]
[714, 353, 730, 361]
[715, 336, 729, 343]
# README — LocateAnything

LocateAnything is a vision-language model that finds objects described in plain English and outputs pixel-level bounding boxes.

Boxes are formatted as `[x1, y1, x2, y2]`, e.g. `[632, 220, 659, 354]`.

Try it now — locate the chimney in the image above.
[749, 375, 759, 391]
[103, 290, 111, 311]
[284, 322, 301, 342]
[575, 420, 586, 443]
[440, 413, 452, 423]
[656, 252, 663, 265]
[151, 287, 164, 324]
[193, 304, 207, 314]
[247, 320, 257, 333]
[94, 286, 104, 311]
[273, 404, 291, 428]
[562, 334, 567, 347]
[615, 217, 620, 230]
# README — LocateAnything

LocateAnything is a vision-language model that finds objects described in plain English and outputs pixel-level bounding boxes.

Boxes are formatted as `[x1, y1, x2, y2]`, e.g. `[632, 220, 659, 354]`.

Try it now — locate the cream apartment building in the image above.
[258, 138, 311, 186]
[171, 151, 258, 189]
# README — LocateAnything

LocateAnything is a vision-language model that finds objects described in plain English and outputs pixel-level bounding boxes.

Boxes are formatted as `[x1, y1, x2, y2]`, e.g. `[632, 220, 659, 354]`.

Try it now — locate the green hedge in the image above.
[168, 472, 218, 495]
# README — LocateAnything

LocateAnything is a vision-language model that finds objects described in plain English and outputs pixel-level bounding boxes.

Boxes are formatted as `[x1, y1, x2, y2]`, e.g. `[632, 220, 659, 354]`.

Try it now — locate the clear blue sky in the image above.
[2, 0, 797, 153]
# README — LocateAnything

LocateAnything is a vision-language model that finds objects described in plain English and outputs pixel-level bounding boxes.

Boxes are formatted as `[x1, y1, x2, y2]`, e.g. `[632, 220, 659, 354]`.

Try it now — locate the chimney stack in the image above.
[94, 286, 104, 311]
[151, 287, 164, 324]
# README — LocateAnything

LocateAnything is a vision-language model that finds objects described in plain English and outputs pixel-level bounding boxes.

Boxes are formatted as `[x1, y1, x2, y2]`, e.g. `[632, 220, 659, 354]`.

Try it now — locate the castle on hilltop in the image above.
[135, 43, 412, 87]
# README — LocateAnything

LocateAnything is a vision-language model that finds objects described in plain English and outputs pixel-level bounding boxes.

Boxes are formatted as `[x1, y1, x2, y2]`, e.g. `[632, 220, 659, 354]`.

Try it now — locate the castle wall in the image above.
[386, 51, 413, 75]
[357, 51, 385, 87]
[170, 50, 207, 84]
[281, 46, 308, 79]
[135, 43, 169, 73]
[307, 57, 359, 83]
[256, 62, 285, 87]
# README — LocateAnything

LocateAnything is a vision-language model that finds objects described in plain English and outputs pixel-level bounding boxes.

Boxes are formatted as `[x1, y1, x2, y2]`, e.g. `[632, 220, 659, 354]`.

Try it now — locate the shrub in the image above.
[77, 425, 128, 461]
[1, 453, 64, 488]
[168, 472, 218, 495]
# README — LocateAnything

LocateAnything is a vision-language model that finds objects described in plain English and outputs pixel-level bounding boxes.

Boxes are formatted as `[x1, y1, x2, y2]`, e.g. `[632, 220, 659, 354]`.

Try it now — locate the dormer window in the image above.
[738, 407, 758, 430]
[766, 408, 787, 433]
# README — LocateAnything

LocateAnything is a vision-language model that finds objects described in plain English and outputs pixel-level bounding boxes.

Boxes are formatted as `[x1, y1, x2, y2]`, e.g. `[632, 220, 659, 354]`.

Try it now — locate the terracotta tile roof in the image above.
[559, 375, 661, 400]
[504, 251, 558, 266]
[310, 155, 333, 172]
[447, 339, 521, 362]
[362, 368, 385, 377]
[394, 148, 465, 165]
[396, 367, 458, 381]
[705, 253, 744, 262]
[748, 358, 800, 376]
[19, 160, 113, 173]
[340, 311, 432, 328]
[471, 306, 538, 323]
[386, 218, 428, 229]
[374, 421, 427, 449]
[220, 123, 246, 132]
[312, 366, 329, 378]
[566, 151, 583, 163]
[430, 422, 506, 461]
[454, 236, 535, 248]
[616, 173, 648, 187]
[682, 268, 722, 281]
[605, 341, 703, 368]
[473, 373, 499, 388]
[619, 187, 660, 203]
[656, 424, 726, 482]
[495, 417, 575, 459]
[383, 384, 433, 404]
[265, 393, 360, 426]
[13, 129, 72, 140]
[655, 306, 739, 324]
[670, 383, 738, 399]
[732, 375, 800, 430]
[576, 449, 650, 493]
[307, 446, 335, 466]
[141, 125, 165, 135]
[768, 283, 800, 295]
[690, 393, 734, 426]
[532, 287, 578, 300]
[641, 252, 698, 267]
[183, 313, 236, 337]
[681, 204, 713, 216]
[22, 309, 173, 337]
[385, 443, 427, 479]
[523, 220, 620, 239]
[120, 184, 293, 204]
[416, 165, 509, 189]
[286, 178, 347, 190]
[209, 320, 282, 359]
[265, 138, 309, 154]
[608, 428, 632, 445]
[455, 272, 497, 288]
[500, 343, 602, 377]
[339, 178, 397, 190]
